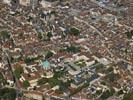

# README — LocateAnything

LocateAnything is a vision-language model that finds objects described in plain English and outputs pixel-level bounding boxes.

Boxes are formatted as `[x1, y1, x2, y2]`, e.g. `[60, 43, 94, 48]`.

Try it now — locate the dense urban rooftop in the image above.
[0, 0, 133, 100]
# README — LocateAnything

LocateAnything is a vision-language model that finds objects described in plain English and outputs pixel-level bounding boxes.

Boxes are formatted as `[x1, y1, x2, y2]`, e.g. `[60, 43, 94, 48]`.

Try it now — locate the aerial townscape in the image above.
[0, 0, 133, 100]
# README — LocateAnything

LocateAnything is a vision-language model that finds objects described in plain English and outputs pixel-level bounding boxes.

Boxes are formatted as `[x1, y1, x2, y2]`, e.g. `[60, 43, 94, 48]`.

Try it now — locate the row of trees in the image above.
[13, 67, 23, 79]
[0, 73, 7, 87]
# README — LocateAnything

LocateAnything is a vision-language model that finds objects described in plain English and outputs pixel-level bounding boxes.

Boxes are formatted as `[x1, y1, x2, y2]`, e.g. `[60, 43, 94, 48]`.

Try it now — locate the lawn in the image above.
[74, 59, 87, 67]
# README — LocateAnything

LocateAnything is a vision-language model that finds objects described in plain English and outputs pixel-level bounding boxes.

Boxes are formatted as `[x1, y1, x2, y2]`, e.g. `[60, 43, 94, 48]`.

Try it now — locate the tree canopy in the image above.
[66, 45, 80, 53]
[23, 80, 30, 89]
[0, 31, 10, 40]
[47, 32, 53, 40]
[125, 30, 133, 39]
[0, 88, 16, 100]
[45, 51, 54, 59]
[123, 91, 133, 100]
[69, 27, 80, 36]
[14, 67, 23, 79]
[100, 88, 115, 100]
[38, 78, 48, 85]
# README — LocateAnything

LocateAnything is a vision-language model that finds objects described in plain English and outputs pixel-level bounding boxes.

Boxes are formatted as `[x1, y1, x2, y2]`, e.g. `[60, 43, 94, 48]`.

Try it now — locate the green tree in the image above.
[96, 90, 102, 95]
[0, 88, 16, 100]
[38, 78, 48, 85]
[100, 88, 115, 100]
[24, 57, 38, 63]
[123, 91, 133, 100]
[23, 80, 30, 89]
[0, 73, 6, 86]
[106, 66, 114, 73]
[70, 27, 80, 36]
[107, 72, 116, 82]
[45, 51, 53, 59]
[38, 32, 43, 40]
[47, 32, 53, 39]
[14, 67, 23, 79]
[48, 78, 61, 87]
[125, 30, 133, 39]
[95, 63, 104, 71]
[66, 45, 80, 53]
[75, 59, 86, 67]
[0, 73, 4, 82]
[69, 82, 90, 97]
[100, 81, 106, 85]
[117, 89, 123, 95]
[27, 16, 33, 22]
[0, 31, 10, 40]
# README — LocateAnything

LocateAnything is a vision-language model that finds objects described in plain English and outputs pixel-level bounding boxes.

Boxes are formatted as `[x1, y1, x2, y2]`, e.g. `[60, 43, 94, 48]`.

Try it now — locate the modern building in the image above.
[19, 0, 38, 8]
[40, 0, 52, 8]
[2, 0, 11, 5]
[19, 0, 30, 6]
